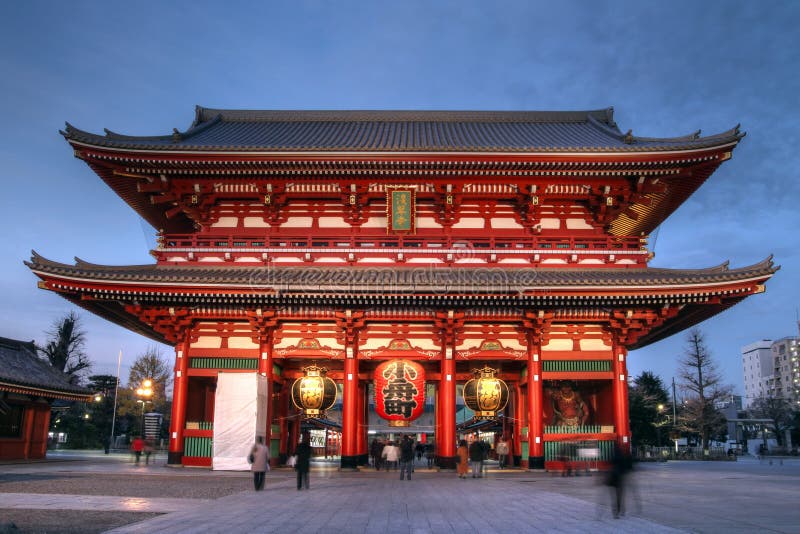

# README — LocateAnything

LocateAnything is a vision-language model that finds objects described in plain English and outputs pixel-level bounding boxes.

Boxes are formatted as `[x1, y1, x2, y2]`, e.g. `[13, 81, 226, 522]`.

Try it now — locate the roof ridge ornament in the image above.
[624, 129, 634, 144]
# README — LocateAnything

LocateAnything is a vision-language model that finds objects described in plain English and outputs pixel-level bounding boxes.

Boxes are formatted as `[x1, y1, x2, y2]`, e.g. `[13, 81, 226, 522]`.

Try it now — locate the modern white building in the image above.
[741, 335, 799, 409]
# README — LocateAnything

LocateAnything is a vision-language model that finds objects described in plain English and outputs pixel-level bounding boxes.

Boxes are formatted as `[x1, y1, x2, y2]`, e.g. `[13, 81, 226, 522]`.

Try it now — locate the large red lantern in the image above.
[463, 366, 509, 420]
[374, 359, 425, 427]
[291, 365, 338, 418]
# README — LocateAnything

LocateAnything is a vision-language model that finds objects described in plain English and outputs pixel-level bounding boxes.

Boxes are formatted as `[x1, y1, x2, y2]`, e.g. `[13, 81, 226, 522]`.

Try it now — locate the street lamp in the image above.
[135, 379, 153, 436]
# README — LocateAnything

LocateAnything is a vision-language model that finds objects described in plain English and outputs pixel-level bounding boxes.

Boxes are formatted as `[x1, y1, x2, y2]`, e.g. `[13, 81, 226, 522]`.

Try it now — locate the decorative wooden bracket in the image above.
[340, 182, 369, 226]
[433, 184, 461, 227]
[522, 310, 554, 347]
[434, 310, 465, 351]
[335, 310, 366, 349]
[247, 308, 278, 345]
[608, 306, 680, 346]
[124, 305, 194, 344]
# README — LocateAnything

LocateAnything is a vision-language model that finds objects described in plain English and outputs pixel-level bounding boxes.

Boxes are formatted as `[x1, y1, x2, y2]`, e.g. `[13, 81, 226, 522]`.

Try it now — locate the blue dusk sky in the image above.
[1, 1, 798, 398]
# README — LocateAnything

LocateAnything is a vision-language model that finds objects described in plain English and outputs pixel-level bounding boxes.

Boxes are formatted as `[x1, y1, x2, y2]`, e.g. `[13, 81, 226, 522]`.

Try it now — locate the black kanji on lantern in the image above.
[381, 360, 419, 418]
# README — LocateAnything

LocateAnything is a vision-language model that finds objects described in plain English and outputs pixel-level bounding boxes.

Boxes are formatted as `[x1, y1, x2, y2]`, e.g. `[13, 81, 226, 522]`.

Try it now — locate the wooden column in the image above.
[249, 308, 277, 462]
[258, 337, 275, 464]
[523, 312, 550, 469]
[438, 355, 457, 468]
[434, 310, 462, 469]
[336, 310, 364, 469]
[513, 382, 524, 467]
[613, 345, 631, 452]
[21, 405, 35, 459]
[527, 343, 544, 469]
[168, 333, 191, 465]
[357, 381, 368, 464]
[341, 355, 359, 468]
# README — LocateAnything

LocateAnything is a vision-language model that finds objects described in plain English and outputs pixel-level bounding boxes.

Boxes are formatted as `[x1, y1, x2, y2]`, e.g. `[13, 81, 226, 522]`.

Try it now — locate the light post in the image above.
[135, 379, 153, 437]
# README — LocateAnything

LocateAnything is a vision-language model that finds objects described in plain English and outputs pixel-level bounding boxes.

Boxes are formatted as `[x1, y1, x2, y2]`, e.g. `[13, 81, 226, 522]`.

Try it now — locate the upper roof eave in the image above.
[26, 252, 778, 291]
[61, 107, 744, 156]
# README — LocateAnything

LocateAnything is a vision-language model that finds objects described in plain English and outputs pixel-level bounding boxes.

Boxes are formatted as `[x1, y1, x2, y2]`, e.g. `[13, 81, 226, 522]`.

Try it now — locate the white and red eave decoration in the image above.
[374, 359, 425, 427]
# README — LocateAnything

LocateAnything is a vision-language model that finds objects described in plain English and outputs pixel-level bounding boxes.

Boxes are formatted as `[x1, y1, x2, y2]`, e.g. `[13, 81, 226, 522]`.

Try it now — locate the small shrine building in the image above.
[0, 336, 91, 460]
[27, 107, 776, 470]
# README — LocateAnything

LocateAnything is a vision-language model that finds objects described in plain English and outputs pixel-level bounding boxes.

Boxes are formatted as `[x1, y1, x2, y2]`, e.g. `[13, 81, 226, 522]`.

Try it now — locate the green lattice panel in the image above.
[184, 436, 213, 457]
[542, 360, 611, 372]
[545, 425, 604, 434]
[544, 440, 615, 461]
[189, 357, 258, 369]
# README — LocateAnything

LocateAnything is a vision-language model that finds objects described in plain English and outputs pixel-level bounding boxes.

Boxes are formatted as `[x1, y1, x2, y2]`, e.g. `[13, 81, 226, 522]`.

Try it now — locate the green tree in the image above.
[629, 371, 671, 446]
[87, 374, 118, 451]
[676, 328, 732, 451]
[37, 311, 91, 384]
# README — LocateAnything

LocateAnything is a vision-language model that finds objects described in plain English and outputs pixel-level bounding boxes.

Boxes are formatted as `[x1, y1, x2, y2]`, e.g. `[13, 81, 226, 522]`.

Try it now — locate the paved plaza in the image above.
[2, 451, 800, 533]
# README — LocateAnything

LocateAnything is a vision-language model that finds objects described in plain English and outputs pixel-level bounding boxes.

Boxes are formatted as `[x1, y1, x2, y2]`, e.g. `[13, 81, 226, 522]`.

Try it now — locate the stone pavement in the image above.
[4, 452, 800, 533]
[105, 470, 676, 534]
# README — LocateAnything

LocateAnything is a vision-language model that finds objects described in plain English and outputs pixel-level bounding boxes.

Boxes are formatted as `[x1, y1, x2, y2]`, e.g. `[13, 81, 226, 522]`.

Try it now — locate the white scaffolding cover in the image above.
[212, 373, 268, 471]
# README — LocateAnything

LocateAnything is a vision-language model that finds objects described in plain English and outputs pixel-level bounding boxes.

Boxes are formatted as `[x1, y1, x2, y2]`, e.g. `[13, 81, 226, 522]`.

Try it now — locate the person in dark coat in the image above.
[370, 438, 384, 470]
[295, 432, 312, 490]
[468, 440, 484, 478]
[399, 435, 415, 480]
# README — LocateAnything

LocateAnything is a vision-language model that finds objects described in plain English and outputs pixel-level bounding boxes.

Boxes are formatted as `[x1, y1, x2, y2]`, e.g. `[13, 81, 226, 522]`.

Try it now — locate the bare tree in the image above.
[676, 328, 732, 451]
[37, 311, 91, 384]
[128, 346, 172, 410]
[748, 395, 794, 447]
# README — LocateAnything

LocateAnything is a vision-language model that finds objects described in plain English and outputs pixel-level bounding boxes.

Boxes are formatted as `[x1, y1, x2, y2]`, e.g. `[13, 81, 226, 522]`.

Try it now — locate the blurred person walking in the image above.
[606, 443, 633, 517]
[496, 437, 509, 469]
[382, 440, 400, 470]
[131, 436, 144, 464]
[456, 440, 469, 479]
[248, 436, 270, 491]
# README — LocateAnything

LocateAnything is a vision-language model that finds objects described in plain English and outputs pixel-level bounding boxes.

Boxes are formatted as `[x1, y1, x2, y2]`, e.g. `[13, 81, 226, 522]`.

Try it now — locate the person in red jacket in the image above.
[131, 436, 145, 464]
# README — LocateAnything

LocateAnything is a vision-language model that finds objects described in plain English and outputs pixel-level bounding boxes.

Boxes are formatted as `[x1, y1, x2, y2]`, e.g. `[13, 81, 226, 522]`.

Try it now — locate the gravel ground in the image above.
[0, 471, 259, 533]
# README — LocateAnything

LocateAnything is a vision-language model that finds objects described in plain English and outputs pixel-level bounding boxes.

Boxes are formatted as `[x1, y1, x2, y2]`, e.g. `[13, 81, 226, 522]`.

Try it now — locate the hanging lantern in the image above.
[374, 359, 425, 427]
[463, 366, 509, 420]
[291, 365, 338, 418]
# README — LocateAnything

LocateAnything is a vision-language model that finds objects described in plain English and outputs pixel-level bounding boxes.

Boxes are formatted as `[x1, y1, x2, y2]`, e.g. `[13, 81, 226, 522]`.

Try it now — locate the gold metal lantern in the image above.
[291, 365, 338, 417]
[462, 366, 509, 420]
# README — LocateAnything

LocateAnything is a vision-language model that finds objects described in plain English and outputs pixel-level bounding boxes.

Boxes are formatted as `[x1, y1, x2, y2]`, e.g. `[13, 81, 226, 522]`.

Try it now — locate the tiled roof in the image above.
[27, 252, 777, 293]
[61, 107, 743, 153]
[0, 336, 91, 399]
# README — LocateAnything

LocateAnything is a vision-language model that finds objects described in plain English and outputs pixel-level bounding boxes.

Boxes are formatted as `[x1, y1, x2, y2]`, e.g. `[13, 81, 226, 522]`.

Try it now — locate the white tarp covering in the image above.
[212, 373, 268, 471]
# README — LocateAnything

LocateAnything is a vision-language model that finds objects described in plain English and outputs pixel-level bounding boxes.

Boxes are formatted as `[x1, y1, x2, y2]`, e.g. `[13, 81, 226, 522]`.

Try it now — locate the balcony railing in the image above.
[153, 233, 648, 267]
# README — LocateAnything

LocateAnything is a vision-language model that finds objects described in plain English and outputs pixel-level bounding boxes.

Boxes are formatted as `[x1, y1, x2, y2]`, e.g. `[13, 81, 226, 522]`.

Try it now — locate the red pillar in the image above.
[341, 355, 359, 468]
[513, 383, 523, 466]
[613, 345, 631, 452]
[527, 343, 544, 469]
[258, 337, 274, 464]
[437, 355, 457, 468]
[168, 334, 190, 465]
[357, 380, 367, 462]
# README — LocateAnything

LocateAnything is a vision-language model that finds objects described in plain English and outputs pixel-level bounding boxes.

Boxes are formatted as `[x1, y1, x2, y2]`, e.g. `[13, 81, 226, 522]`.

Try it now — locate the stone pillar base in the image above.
[340, 455, 360, 469]
[435, 455, 458, 470]
[528, 455, 545, 470]
[167, 451, 183, 465]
